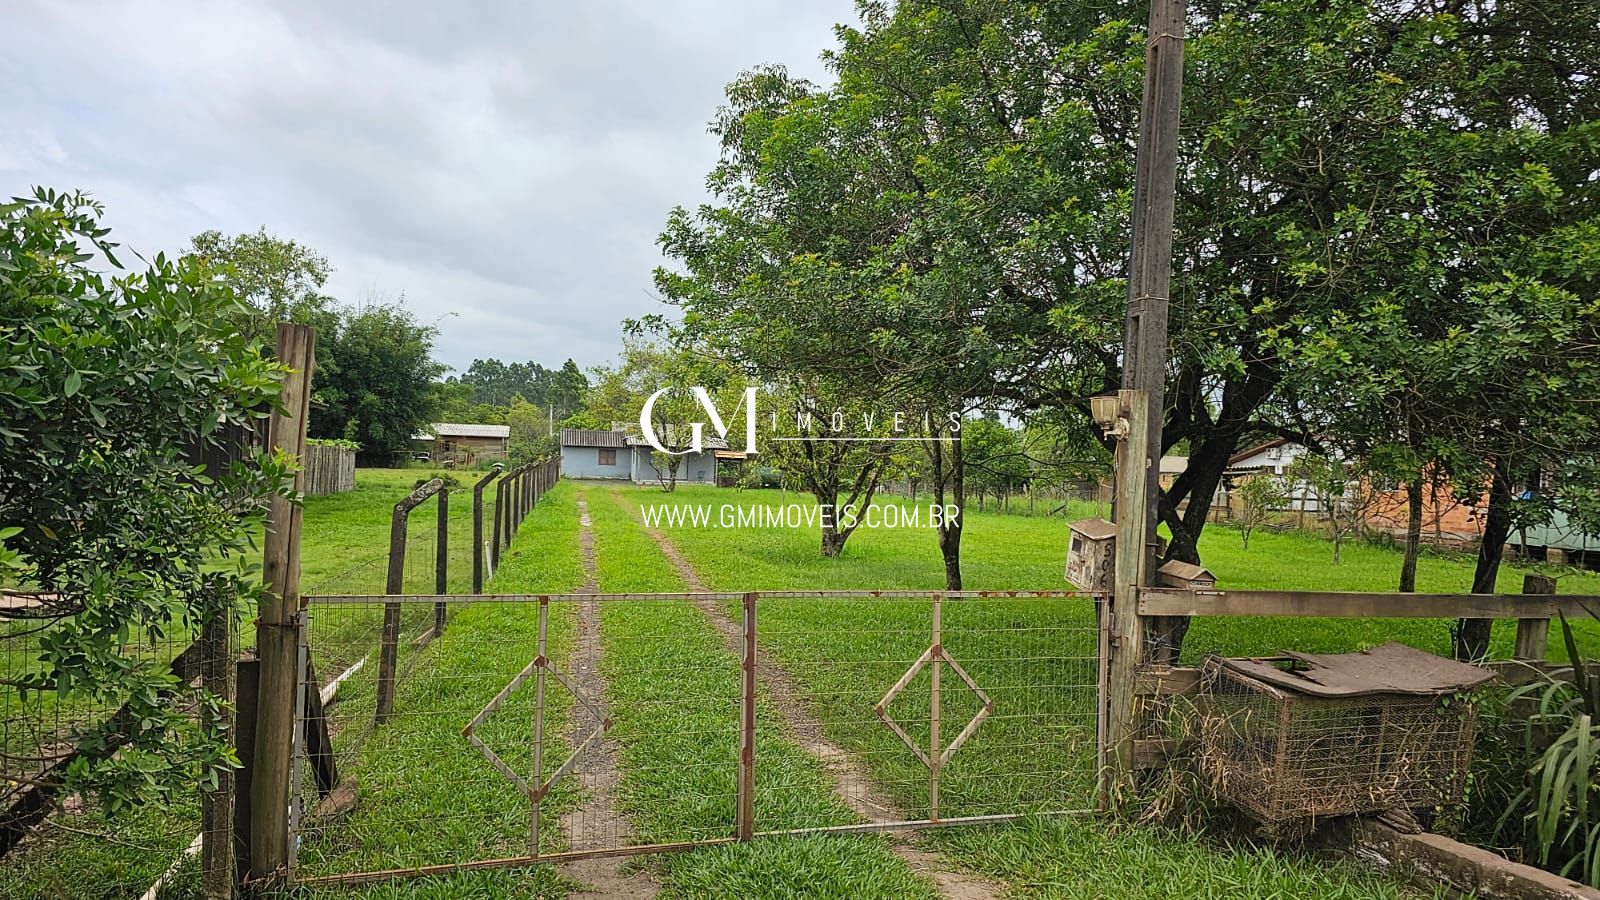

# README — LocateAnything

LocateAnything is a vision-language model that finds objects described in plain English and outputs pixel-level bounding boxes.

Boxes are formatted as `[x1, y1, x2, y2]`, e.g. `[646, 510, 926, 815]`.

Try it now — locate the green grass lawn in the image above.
[595, 481, 1477, 898]
[291, 480, 584, 897]
[8, 472, 1582, 898]
[627, 483, 1600, 662]
[0, 467, 529, 900]
[580, 484, 941, 899]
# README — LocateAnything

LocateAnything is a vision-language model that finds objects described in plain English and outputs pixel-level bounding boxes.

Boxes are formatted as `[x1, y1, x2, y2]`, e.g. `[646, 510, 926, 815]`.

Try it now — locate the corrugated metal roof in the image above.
[432, 423, 510, 439]
[561, 428, 626, 448]
[624, 433, 729, 451]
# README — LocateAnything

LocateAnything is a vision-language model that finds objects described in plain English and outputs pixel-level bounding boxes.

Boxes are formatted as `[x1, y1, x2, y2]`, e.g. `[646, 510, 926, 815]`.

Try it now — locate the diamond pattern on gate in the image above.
[463, 653, 611, 800]
[873, 642, 994, 769]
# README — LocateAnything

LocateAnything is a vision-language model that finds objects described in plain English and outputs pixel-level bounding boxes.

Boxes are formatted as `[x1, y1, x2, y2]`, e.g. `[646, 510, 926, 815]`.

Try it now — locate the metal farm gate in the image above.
[287, 590, 1104, 887]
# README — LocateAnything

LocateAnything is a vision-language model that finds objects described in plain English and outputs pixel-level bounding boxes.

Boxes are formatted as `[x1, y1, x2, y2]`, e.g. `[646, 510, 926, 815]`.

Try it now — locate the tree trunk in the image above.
[1147, 425, 1247, 663]
[1456, 462, 1513, 660]
[1399, 475, 1424, 592]
[929, 429, 964, 591]
[820, 526, 847, 557]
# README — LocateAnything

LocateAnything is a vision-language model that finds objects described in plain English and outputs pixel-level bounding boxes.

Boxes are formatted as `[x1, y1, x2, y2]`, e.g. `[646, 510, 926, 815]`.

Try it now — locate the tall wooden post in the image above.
[473, 467, 501, 594]
[433, 488, 449, 635]
[1106, 389, 1152, 797]
[736, 592, 757, 840]
[249, 323, 315, 884]
[491, 477, 505, 568]
[376, 500, 409, 723]
[1121, 0, 1186, 664]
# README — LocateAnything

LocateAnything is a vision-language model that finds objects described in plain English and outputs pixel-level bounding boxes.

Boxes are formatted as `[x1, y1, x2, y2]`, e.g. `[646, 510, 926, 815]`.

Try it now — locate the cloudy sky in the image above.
[3, 1, 855, 372]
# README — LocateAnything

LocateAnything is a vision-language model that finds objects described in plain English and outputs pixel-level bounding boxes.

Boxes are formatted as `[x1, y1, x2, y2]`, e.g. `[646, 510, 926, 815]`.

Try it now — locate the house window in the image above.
[598, 448, 617, 466]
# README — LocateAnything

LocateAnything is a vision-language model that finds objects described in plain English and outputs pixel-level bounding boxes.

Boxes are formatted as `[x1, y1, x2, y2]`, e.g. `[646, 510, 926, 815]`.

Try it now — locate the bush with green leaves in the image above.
[1476, 612, 1600, 887]
[0, 188, 291, 813]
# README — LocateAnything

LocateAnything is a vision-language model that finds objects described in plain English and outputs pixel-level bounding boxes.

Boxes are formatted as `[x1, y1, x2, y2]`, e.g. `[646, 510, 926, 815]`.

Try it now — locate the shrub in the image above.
[0, 188, 290, 811]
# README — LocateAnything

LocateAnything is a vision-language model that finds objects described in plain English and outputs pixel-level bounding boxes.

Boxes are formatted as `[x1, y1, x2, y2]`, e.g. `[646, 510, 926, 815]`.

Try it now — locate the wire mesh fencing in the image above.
[291, 593, 745, 886]
[750, 591, 1102, 833]
[288, 590, 1102, 887]
[1194, 657, 1477, 832]
[0, 596, 236, 892]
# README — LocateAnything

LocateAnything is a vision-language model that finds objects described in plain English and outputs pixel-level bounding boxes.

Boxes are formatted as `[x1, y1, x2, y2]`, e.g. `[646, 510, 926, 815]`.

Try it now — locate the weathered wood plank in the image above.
[249, 322, 315, 884]
[1140, 588, 1600, 619]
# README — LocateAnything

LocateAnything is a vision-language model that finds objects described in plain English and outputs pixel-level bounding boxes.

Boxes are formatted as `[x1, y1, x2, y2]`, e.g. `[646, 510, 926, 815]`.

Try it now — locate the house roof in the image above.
[560, 428, 626, 448]
[1228, 437, 1290, 467]
[622, 424, 729, 451]
[432, 423, 510, 439]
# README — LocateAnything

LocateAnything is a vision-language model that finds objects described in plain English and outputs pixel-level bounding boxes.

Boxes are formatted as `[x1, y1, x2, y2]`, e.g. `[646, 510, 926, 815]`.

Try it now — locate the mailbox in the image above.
[1157, 559, 1216, 590]
[1065, 518, 1116, 592]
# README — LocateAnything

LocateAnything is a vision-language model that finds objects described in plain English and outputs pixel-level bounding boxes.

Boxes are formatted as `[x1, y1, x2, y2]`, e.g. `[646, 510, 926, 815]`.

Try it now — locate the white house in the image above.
[558, 427, 729, 486]
[1225, 438, 1322, 511]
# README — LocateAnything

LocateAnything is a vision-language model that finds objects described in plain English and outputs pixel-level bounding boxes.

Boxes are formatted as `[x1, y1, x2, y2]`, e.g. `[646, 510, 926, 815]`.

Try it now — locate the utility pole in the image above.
[1119, 0, 1186, 660]
[1103, 0, 1187, 796]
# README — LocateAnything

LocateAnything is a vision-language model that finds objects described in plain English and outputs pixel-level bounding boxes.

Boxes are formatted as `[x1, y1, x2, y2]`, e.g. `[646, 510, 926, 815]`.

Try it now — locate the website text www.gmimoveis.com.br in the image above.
[640, 502, 961, 530]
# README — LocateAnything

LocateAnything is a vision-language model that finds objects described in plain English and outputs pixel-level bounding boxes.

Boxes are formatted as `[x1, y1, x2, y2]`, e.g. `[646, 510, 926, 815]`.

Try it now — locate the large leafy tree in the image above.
[310, 300, 445, 458]
[190, 229, 448, 460]
[659, 0, 1599, 653]
[453, 358, 557, 408]
[1, 189, 289, 809]
[189, 226, 336, 342]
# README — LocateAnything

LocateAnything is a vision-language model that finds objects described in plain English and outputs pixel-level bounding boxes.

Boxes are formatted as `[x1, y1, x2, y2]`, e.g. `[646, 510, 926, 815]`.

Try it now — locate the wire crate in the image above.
[1197, 643, 1490, 829]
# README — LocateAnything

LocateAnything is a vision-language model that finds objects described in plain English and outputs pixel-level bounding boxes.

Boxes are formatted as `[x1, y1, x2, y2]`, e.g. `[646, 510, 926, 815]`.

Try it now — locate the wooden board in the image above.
[1139, 588, 1600, 620]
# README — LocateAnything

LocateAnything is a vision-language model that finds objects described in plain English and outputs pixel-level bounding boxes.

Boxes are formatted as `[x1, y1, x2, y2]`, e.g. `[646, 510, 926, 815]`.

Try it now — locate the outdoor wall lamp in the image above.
[1089, 394, 1130, 440]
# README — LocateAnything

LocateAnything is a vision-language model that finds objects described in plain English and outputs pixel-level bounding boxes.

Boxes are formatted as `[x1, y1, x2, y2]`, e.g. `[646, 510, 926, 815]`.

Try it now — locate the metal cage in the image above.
[1197, 649, 1480, 828]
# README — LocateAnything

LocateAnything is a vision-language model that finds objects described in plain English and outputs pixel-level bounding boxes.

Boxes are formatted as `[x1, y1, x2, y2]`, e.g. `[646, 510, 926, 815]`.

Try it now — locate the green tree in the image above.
[548, 359, 589, 421]
[1, 189, 289, 810]
[189, 226, 335, 341]
[760, 382, 898, 555]
[431, 379, 508, 427]
[506, 396, 556, 462]
[311, 300, 444, 458]
[1285, 453, 1374, 565]
[659, 0, 1600, 650]
[1234, 474, 1288, 551]
[455, 358, 557, 408]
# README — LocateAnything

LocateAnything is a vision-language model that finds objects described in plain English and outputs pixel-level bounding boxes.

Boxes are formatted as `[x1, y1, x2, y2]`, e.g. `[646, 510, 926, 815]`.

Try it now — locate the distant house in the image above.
[1225, 437, 1321, 511]
[417, 423, 510, 466]
[558, 427, 730, 486]
[1226, 438, 1310, 479]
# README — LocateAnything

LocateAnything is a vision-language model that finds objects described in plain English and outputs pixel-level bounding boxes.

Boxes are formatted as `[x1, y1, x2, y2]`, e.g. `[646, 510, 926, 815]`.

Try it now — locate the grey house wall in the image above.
[559, 444, 629, 480]
[629, 446, 716, 486]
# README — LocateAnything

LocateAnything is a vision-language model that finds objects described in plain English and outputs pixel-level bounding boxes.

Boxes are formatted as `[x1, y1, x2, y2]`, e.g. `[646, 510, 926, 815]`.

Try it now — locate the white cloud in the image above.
[2, 0, 852, 369]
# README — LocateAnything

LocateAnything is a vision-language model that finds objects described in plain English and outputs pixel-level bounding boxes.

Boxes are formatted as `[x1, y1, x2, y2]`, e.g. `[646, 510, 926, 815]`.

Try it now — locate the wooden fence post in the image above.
[736, 592, 757, 840]
[200, 606, 234, 898]
[522, 461, 531, 514]
[473, 467, 501, 594]
[1105, 389, 1152, 799]
[433, 487, 448, 635]
[376, 479, 444, 722]
[249, 323, 315, 884]
[232, 656, 258, 887]
[1516, 573, 1557, 661]
[376, 499, 409, 723]
[491, 477, 505, 568]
